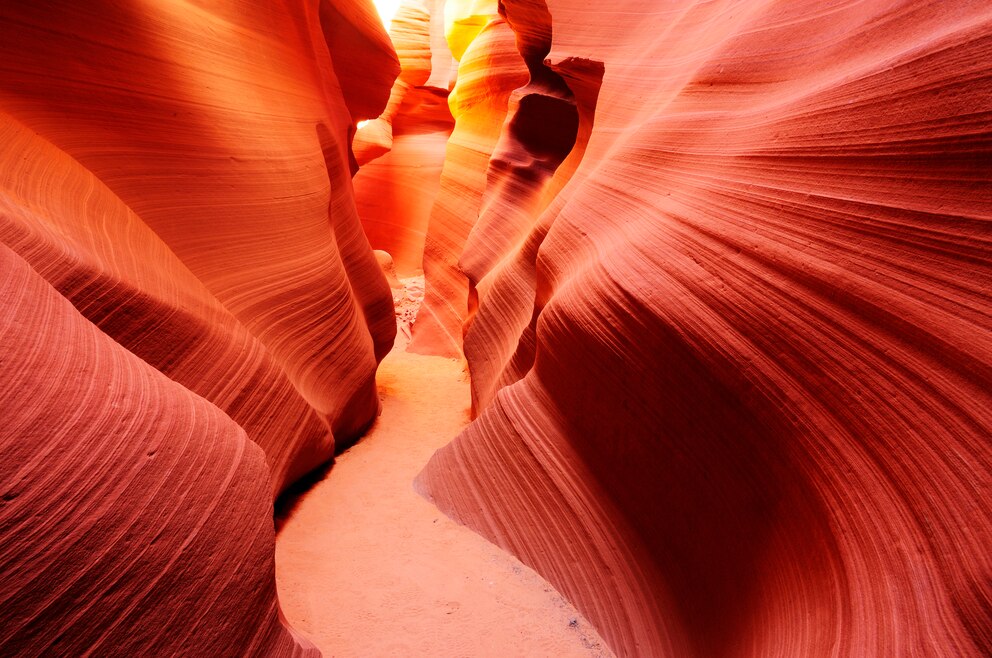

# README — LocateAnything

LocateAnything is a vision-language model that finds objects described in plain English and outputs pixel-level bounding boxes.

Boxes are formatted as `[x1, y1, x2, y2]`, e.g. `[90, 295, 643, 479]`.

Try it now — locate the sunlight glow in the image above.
[372, 0, 402, 30]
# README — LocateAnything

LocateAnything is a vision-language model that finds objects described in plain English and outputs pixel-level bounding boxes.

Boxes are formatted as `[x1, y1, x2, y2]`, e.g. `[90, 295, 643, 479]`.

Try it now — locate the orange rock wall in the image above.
[0, 0, 397, 653]
[411, 4, 530, 354]
[0, 0, 398, 493]
[2, 0, 990, 655]
[417, 0, 992, 656]
[0, 245, 318, 657]
[353, 0, 456, 274]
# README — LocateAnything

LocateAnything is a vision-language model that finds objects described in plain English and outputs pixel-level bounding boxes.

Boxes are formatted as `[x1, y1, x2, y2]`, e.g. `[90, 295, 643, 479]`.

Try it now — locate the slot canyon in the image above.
[0, 0, 990, 655]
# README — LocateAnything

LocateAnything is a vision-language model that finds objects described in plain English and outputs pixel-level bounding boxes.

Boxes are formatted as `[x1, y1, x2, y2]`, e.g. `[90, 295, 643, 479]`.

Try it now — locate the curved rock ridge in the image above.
[409, 4, 531, 355]
[0, 245, 318, 657]
[0, 115, 334, 498]
[0, 0, 399, 493]
[410, 0, 603, 361]
[417, 0, 992, 656]
[457, 0, 604, 409]
[321, 0, 402, 127]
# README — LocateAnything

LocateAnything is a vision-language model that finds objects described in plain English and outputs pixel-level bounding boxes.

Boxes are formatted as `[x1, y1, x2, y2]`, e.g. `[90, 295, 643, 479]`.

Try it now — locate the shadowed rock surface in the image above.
[416, 1, 992, 656]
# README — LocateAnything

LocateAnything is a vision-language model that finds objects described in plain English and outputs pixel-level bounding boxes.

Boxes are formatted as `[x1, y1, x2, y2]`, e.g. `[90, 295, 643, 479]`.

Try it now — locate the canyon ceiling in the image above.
[0, 0, 990, 656]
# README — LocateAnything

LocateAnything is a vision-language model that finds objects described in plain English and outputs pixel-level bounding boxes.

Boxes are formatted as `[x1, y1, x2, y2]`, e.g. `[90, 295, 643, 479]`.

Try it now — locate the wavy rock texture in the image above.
[0, 245, 317, 657]
[322, 0, 401, 127]
[410, 2, 531, 355]
[458, 2, 604, 408]
[0, 0, 398, 494]
[353, 0, 456, 274]
[417, 1, 992, 656]
[0, 0, 397, 653]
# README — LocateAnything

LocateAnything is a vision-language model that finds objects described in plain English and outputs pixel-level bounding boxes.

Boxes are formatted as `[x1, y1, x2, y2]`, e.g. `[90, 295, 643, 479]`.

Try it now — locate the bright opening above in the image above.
[372, 0, 401, 30]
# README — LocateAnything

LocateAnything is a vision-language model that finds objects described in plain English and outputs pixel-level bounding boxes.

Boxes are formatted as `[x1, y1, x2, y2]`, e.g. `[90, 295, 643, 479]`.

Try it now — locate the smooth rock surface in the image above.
[0, 0, 397, 653]
[354, 0, 456, 275]
[0, 245, 316, 657]
[0, 0, 399, 495]
[410, 6, 530, 355]
[1, 0, 990, 656]
[417, 1, 992, 656]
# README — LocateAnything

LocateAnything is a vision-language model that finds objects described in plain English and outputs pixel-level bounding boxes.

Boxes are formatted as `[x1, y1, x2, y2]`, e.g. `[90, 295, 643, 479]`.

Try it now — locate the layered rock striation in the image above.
[1, 0, 990, 655]
[409, 0, 531, 355]
[416, 0, 992, 656]
[0, 245, 319, 657]
[0, 0, 398, 654]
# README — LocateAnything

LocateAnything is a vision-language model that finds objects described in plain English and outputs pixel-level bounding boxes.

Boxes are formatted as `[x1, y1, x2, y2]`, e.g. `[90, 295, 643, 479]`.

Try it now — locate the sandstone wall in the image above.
[416, 1, 992, 655]
[0, 1, 398, 653]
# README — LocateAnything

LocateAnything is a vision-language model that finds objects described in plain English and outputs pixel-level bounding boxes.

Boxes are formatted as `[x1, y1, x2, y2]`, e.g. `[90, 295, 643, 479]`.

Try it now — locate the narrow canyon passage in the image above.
[274, 325, 612, 657]
[0, 1, 989, 656]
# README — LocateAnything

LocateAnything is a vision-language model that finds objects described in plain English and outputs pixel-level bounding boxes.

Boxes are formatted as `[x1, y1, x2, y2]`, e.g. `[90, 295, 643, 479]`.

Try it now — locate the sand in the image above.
[274, 327, 612, 657]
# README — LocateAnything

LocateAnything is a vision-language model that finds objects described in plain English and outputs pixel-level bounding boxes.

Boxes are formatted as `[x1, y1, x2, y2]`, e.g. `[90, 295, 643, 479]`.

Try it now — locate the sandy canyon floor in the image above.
[275, 293, 612, 657]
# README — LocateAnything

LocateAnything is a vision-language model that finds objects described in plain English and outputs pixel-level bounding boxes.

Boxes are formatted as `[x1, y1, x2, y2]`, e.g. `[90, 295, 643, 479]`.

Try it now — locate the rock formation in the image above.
[410, 0, 531, 355]
[353, 0, 456, 274]
[0, 0, 397, 654]
[0, 245, 319, 657]
[1, 0, 990, 655]
[415, 0, 992, 656]
[0, 0, 399, 492]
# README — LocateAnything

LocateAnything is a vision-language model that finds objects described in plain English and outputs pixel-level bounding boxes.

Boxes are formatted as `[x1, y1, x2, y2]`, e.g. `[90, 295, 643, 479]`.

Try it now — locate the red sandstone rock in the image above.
[353, 0, 436, 165]
[2, 0, 990, 655]
[0, 0, 397, 652]
[354, 86, 454, 274]
[323, 0, 402, 125]
[0, 0, 398, 493]
[417, 0, 992, 655]
[0, 245, 317, 657]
